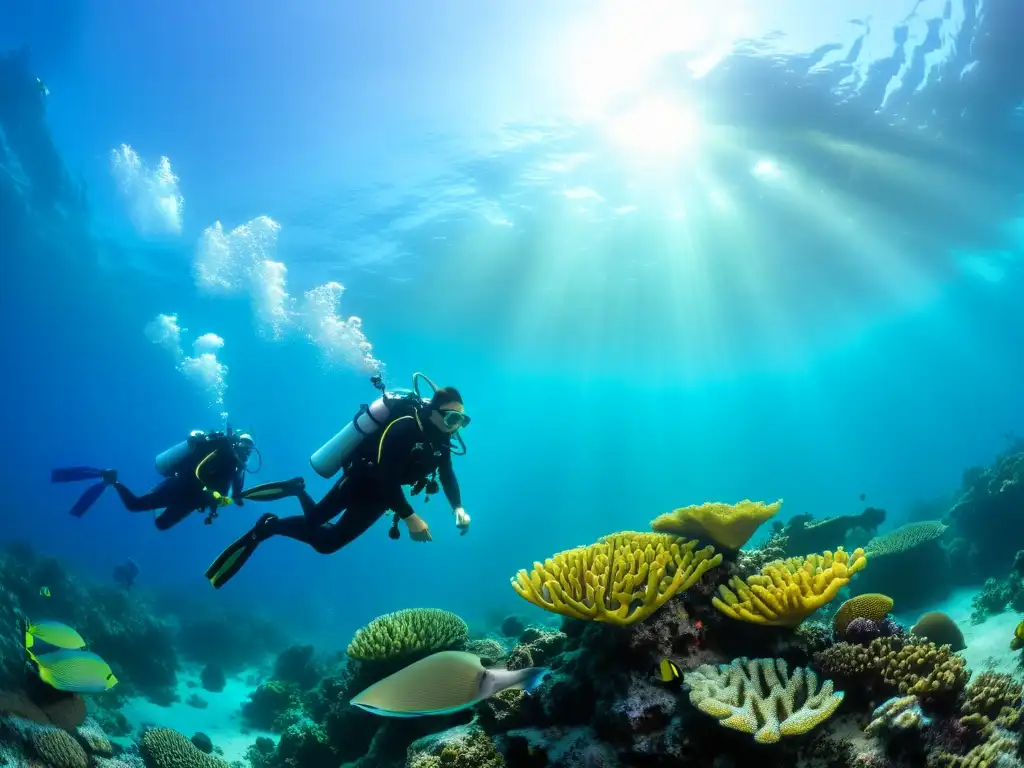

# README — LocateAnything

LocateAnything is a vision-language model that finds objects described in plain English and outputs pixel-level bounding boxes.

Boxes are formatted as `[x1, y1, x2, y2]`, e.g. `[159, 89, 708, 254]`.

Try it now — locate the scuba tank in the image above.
[309, 372, 466, 479]
[310, 390, 415, 479]
[154, 430, 206, 476]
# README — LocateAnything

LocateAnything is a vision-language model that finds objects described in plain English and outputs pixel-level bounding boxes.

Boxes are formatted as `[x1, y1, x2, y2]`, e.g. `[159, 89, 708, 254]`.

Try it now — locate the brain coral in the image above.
[910, 612, 966, 652]
[833, 594, 894, 636]
[140, 728, 230, 768]
[31, 729, 89, 768]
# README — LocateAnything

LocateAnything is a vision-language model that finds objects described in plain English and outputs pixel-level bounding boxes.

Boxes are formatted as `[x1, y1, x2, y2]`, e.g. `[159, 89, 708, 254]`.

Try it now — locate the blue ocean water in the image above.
[2, 0, 1022, 672]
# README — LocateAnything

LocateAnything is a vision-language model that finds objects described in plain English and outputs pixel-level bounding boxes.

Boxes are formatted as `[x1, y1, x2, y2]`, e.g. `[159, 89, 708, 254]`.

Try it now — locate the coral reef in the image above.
[853, 521, 951, 610]
[778, 506, 886, 557]
[947, 446, 1024, 581]
[684, 657, 844, 743]
[199, 664, 225, 693]
[346, 608, 469, 662]
[649, 499, 783, 551]
[511, 532, 722, 625]
[407, 724, 505, 767]
[815, 636, 969, 707]
[241, 681, 302, 732]
[713, 547, 867, 626]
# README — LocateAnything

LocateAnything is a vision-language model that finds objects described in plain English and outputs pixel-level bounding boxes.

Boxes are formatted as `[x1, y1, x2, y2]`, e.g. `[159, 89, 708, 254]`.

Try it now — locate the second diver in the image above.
[205, 375, 471, 589]
[51, 427, 257, 529]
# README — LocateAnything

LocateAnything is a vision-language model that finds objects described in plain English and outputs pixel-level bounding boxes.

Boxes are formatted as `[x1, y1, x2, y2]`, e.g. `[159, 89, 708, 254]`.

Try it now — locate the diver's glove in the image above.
[453, 507, 471, 536]
[404, 513, 433, 542]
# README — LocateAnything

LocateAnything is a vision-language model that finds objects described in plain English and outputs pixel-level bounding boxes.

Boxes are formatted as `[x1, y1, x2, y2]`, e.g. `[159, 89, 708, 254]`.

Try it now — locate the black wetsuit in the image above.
[267, 411, 462, 552]
[113, 436, 245, 529]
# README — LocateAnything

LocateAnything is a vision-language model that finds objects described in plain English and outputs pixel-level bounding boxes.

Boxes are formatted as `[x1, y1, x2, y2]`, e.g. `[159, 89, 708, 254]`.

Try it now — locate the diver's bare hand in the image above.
[405, 514, 432, 542]
[454, 507, 470, 536]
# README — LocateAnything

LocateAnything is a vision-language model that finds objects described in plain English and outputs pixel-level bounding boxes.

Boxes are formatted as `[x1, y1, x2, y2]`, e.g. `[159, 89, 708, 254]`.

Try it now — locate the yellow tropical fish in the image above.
[658, 658, 681, 684]
[1011, 620, 1024, 651]
[33, 649, 118, 693]
[39, 587, 50, 598]
[25, 621, 86, 651]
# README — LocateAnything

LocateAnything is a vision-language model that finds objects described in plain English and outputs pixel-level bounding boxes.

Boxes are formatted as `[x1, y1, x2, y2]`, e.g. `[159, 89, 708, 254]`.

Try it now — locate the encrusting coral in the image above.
[346, 608, 469, 662]
[684, 657, 844, 743]
[650, 499, 783, 551]
[511, 532, 722, 626]
[833, 593, 894, 635]
[712, 547, 867, 626]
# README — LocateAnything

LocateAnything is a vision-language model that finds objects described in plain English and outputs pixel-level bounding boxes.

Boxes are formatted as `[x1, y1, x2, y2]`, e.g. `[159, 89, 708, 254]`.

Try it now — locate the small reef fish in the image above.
[350, 650, 548, 717]
[1011, 620, 1024, 651]
[25, 621, 86, 651]
[658, 658, 682, 685]
[39, 587, 50, 598]
[31, 649, 118, 693]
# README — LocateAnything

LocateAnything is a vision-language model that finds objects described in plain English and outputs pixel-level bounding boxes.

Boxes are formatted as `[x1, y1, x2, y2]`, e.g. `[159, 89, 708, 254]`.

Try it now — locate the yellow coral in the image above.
[651, 499, 783, 550]
[511, 532, 722, 626]
[713, 547, 867, 626]
[833, 593, 893, 635]
[684, 657, 843, 744]
[871, 636, 968, 703]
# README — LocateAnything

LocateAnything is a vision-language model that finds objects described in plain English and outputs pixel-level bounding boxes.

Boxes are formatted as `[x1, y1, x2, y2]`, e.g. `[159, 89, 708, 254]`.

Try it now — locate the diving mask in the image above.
[442, 410, 470, 429]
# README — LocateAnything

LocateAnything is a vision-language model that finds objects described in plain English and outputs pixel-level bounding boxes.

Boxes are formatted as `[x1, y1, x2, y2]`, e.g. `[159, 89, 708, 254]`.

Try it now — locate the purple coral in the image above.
[844, 616, 905, 645]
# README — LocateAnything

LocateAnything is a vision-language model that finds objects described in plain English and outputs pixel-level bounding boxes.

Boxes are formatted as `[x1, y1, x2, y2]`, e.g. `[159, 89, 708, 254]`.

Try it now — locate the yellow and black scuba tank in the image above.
[309, 372, 465, 479]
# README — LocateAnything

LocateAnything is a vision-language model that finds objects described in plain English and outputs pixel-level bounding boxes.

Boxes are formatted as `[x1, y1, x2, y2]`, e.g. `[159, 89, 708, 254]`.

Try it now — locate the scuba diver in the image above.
[205, 373, 471, 589]
[51, 427, 259, 529]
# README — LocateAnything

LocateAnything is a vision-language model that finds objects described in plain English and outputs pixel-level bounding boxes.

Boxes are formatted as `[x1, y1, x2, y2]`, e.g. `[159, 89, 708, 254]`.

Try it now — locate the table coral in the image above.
[650, 499, 783, 551]
[511, 532, 721, 626]
[684, 657, 844, 744]
[713, 547, 867, 626]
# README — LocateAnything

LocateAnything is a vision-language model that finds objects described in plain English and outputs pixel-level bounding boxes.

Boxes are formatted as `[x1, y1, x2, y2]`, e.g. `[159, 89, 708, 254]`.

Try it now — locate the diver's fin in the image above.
[204, 514, 275, 589]
[239, 478, 303, 502]
[68, 483, 108, 517]
[51, 467, 106, 483]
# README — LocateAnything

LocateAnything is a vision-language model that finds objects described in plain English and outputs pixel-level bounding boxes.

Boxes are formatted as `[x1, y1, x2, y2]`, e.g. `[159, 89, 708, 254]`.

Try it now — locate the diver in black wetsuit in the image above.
[205, 387, 471, 589]
[51, 429, 256, 529]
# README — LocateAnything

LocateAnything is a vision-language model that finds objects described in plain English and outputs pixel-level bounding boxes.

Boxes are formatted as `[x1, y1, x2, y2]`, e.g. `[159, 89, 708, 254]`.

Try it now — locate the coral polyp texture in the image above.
[649, 499, 783, 551]
[713, 547, 868, 626]
[684, 657, 844, 743]
[833, 593, 894, 635]
[510, 531, 722, 626]
[345, 608, 469, 662]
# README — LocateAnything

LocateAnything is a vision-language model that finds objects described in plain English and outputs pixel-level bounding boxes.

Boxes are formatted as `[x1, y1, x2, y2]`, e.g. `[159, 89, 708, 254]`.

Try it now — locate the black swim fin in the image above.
[239, 478, 304, 502]
[52, 466, 107, 483]
[205, 514, 276, 589]
[68, 483, 108, 517]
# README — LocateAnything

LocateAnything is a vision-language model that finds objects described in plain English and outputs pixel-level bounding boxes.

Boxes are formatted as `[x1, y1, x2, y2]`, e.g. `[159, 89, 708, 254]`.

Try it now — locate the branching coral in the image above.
[684, 657, 844, 743]
[872, 636, 968, 704]
[713, 547, 867, 626]
[346, 608, 469, 662]
[650, 499, 783, 551]
[960, 671, 1022, 726]
[511, 532, 722, 626]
